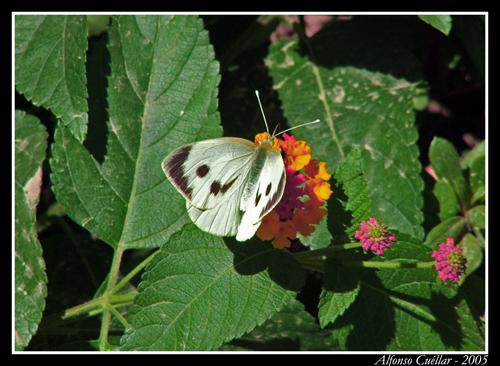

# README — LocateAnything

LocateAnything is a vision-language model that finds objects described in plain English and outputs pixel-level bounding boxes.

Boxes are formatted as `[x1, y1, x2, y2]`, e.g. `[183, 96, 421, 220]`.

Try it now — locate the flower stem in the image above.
[294, 242, 362, 258]
[293, 242, 436, 272]
[294, 242, 362, 271]
[342, 260, 436, 269]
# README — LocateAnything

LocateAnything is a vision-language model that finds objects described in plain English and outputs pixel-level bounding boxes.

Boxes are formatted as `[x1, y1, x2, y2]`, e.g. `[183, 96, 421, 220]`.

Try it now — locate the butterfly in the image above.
[162, 91, 319, 241]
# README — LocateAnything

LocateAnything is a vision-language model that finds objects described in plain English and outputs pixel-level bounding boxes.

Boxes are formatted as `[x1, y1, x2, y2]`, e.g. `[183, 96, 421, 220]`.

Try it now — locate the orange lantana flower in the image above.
[257, 211, 297, 249]
[279, 133, 312, 171]
[305, 160, 333, 201]
[257, 132, 332, 249]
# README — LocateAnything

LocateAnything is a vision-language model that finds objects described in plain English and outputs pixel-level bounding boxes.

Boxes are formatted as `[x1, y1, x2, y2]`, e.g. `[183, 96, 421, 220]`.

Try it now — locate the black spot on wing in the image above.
[210, 181, 221, 195]
[196, 164, 209, 178]
[166, 145, 192, 199]
[255, 192, 261, 206]
[221, 178, 237, 193]
[210, 178, 237, 196]
[265, 182, 272, 196]
[259, 170, 286, 218]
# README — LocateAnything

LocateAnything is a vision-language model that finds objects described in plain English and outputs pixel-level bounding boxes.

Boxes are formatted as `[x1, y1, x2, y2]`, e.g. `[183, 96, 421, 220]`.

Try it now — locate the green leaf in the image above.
[424, 216, 468, 248]
[467, 205, 485, 230]
[267, 21, 425, 240]
[412, 93, 429, 111]
[330, 241, 484, 350]
[298, 202, 332, 249]
[433, 179, 460, 220]
[120, 224, 303, 350]
[87, 15, 109, 37]
[318, 261, 360, 328]
[50, 15, 222, 249]
[429, 137, 470, 208]
[461, 141, 485, 169]
[227, 299, 339, 350]
[15, 15, 89, 142]
[334, 148, 371, 237]
[455, 275, 485, 350]
[460, 234, 483, 277]
[469, 156, 485, 204]
[15, 111, 48, 351]
[418, 15, 453, 35]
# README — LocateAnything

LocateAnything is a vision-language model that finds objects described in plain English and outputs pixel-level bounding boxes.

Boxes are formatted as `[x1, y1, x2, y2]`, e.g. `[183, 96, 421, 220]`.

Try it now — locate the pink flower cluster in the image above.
[432, 237, 467, 283]
[355, 217, 396, 255]
[274, 168, 307, 220]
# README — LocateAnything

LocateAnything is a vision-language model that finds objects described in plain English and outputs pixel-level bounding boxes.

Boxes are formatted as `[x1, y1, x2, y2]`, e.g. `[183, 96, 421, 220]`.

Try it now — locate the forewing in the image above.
[162, 137, 256, 210]
[236, 148, 286, 241]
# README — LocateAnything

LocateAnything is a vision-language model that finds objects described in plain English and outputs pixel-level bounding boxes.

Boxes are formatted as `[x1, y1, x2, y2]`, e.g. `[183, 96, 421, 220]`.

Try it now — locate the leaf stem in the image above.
[64, 292, 137, 319]
[88, 301, 133, 317]
[98, 245, 125, 351]
[108, 250, 159, 295]
[63, 251, 154, 320]
[63, 297, 105, 319]
[105, 304, 130, 328]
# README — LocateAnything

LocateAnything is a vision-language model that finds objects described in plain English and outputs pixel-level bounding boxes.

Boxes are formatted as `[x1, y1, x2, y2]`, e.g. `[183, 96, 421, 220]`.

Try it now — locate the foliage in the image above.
[15, 111, 48, 350]
[14, 14, 485, 352]
[418, 15, 453, 36]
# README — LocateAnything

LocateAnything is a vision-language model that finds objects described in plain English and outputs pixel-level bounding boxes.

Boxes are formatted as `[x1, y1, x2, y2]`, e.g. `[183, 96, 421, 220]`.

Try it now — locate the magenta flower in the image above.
[355, 217, 396, 255]
[432, 237, 467, 283]
[275, 168, 306, 220]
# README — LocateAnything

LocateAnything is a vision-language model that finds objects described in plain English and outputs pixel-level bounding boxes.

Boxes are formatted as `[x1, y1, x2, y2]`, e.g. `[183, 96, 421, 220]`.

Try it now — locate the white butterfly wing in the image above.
[186, 197, 241, 237]
[236, 148, 286, 241]
[162, 137, 256, 210]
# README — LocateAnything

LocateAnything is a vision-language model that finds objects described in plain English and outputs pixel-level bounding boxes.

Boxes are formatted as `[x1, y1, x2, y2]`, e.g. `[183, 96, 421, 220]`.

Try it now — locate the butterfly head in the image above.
[254, 131, 281, 151]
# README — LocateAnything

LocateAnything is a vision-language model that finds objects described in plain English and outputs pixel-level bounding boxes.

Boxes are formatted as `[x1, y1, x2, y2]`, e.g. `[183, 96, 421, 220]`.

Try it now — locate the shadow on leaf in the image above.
[225, 238, 306, 292]
[383, 286, 462, 349]
[301, 16, 429, 83]
[330, 273, 396, 350]
[323, 257, 360, 293]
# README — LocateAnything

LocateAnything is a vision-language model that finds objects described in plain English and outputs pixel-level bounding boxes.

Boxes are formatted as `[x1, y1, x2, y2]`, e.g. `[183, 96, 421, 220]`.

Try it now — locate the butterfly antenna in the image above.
[271, 123, 280, 137]
[255, 90, 270, 134]
[274, 119, 321, 137]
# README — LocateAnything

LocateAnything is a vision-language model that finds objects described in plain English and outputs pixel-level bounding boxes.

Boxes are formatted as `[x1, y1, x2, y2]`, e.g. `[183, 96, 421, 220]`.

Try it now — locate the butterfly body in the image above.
[162, 136, 286, 241]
